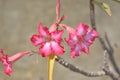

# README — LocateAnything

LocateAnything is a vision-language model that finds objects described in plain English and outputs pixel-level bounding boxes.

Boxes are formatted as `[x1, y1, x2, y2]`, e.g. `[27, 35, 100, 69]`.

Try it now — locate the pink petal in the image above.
[70, 44, 81, 59]
[31, 34, 45, 46]
[39, 42, 51, 57]
[80, 42, 89, 54]
[90, 29, 98, 38]
[1, 58, 9, 66]
[51, 30, 63, 43]
[85, 29, 98, 43]
[4, 65, 13, 76]
[38, 23, 49, 37]
[51, 41, 64, 55]
[65, 33, 78, 47]
[76, 23, 88, 36]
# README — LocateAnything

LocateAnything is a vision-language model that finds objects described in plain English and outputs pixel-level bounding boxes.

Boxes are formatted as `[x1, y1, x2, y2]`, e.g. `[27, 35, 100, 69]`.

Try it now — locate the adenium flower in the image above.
[0, 49, 12, 76]
[31, 23, 64, 57]
[0, 49, 31, 76]
[60, 23, 98, 58]
[31, 1, 65, 80]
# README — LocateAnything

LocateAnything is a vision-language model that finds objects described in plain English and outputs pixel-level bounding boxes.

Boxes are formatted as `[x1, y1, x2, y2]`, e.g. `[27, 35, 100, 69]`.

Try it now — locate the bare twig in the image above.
[104, 33, 120, 75]
[105, 33, 114, 53]
[102, 50, 120, 80]
[30, 50, 106, 77]
[56, 56, 105, 77]
[31, 50, 120, 79]
[90, 0, 120, 76]
[90, 0, 96, 30]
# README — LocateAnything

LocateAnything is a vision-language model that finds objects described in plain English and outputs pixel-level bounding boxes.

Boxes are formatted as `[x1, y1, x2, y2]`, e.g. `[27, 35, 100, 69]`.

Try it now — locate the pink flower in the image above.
[0, 49, 12, 76]
[31, 23, 64, 57]
[61, 23, 98, 58]
[0, 49, 31, 76]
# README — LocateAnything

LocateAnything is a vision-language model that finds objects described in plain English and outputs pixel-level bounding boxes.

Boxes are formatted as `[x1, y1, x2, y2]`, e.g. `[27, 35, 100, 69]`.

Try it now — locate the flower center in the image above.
[46, 36, 52, 42]
[78, 36, 84, 42]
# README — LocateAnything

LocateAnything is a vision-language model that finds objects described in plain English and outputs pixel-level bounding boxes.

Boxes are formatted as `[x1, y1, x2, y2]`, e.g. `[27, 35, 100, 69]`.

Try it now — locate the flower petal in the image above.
[51, 30, 63, 43]
[65, 33, 78, 47]
[80, 42, 89, 54]
[39, 42, 51, 57]
[70, 44, 81, 58]
[51, 41, 64, 55]
[85, 29, 98, 43]
[31, 34, 45, 46]
[4, 65, 12, 76]
[1, 57, 9, 66]
[38, 23, 49, 37]
[76, 23, 88, 36]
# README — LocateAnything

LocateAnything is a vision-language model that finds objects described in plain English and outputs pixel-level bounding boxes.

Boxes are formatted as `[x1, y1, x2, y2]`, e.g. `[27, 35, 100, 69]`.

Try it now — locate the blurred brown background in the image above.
[0, 0, 120, 80]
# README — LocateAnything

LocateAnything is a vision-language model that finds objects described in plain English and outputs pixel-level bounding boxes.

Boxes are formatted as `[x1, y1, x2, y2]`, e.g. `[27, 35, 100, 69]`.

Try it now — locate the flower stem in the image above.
[48, 54, 57, 80]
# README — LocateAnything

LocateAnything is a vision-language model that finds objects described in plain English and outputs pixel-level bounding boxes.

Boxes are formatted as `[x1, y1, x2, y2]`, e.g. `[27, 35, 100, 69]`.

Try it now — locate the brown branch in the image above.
[55, 56, 106, 77]
[105, 33, 114, 53]
[104, 33, 120, 75]
[55, 51, 120, 79]
[30, 50, 106, 77]
[90, 0, 96, 30]
[31, 50, 120, 79]
[102, 50, 120, 80]
[90, 0, 120, 77]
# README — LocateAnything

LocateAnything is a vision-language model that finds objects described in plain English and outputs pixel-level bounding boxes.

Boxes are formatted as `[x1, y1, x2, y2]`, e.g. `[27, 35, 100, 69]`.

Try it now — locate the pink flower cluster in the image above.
[31, 22, 98, 58]
[30, 0, 98, 58]
[0, 0, 98, 76]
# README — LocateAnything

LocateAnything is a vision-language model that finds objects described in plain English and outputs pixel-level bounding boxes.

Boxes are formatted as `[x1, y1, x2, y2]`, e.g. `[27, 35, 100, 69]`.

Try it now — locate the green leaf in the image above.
[112, 0, 120, 3]
[101, 2, 112, 16]
[94, 1, 112, 16]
